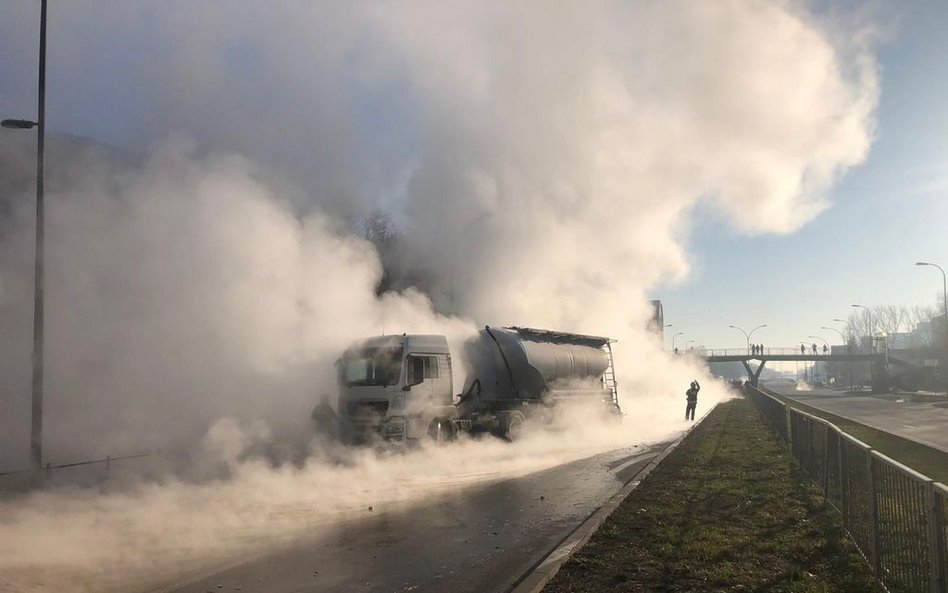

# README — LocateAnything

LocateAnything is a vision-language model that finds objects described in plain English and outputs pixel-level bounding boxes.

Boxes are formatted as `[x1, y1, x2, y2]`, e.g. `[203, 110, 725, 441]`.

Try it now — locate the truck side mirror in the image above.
[406, 356, 425, 388]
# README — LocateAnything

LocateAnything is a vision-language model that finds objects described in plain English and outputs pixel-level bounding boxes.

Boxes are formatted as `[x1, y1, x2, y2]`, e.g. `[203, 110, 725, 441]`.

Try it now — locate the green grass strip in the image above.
[544, 398, 878, 593]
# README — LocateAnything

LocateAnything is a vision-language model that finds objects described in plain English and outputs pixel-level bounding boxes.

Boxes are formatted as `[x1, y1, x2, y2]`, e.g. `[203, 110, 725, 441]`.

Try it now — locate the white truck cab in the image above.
[337, 334, 455, 442]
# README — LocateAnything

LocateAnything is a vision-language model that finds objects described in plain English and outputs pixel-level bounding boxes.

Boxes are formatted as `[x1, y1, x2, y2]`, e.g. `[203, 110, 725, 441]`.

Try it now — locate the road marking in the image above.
[609, 452, 658, 477]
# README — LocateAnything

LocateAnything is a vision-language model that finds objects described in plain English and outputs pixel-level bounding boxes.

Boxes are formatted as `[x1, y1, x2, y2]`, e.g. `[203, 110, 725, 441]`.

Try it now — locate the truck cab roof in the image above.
[354, 334, 450, 353]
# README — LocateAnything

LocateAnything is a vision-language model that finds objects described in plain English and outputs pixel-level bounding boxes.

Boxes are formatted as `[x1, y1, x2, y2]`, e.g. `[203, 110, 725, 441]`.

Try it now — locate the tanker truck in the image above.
[332, 326, 620, 443]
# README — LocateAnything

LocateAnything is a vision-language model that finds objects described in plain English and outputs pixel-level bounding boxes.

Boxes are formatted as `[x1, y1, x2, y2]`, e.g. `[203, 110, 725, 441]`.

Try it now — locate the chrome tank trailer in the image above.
[462, 327, 612, 401]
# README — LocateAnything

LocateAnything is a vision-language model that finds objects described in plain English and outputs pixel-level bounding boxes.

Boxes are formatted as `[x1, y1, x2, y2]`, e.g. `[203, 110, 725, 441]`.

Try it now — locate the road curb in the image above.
[508, 406, 716, 593]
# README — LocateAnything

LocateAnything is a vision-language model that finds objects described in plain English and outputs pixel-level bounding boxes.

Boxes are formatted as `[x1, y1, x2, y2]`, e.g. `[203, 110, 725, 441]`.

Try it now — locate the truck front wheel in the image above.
[426, 418, 454, 445]
[502, 411, 526, 442]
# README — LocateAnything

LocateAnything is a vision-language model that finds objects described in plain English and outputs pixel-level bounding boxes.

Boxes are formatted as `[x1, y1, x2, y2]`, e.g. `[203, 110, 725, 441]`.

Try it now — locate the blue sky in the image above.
[659, 0, 948, 350]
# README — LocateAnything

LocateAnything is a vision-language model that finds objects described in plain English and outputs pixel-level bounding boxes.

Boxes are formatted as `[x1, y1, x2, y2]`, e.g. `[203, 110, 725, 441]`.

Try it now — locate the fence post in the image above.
[807, 417, 815, 475]
[867, 453, 882, 580]
[838, 435, 848, 525]
[781, 402, 788, 443]
[822, 427, 830, 497]
[930, 483, 946, 593]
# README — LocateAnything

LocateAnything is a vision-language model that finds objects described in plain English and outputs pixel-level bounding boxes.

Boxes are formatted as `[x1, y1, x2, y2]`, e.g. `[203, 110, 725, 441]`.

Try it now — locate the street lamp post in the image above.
[916, 261, 948, 395]
[852, 304, 873, 391]
[672, 332, 684, 352]
[822, 325, 852, 391]
[728, 323, 767, 354]
[2, 0, 47, 472]
[807, 335, 829, 385]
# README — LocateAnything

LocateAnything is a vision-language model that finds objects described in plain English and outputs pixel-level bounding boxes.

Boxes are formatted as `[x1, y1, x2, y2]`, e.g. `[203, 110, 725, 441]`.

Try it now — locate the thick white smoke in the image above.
[0, 1, 878, 590]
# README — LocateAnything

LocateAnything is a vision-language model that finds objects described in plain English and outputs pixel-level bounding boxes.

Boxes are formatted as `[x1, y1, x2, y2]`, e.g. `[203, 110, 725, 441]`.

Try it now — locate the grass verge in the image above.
[543, 398, 877, 593]
[763, 390, 948, 484]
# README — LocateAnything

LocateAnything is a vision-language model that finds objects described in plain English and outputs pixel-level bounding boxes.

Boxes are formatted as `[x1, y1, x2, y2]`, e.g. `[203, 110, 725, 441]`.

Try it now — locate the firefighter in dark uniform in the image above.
[685, 380, 700, 421]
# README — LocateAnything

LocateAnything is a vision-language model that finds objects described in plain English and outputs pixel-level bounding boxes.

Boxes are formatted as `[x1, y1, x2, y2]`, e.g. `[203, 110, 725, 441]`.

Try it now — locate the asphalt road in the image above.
[763, 380, 948, 453]
[154, 443, 663, 593]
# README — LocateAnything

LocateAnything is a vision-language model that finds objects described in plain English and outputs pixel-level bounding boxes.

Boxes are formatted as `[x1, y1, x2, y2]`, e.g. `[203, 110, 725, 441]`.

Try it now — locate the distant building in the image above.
[648, 300, 664, 340]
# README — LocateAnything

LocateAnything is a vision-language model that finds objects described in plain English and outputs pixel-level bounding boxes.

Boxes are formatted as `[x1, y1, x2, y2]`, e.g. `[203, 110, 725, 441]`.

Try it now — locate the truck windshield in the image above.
[342, 347, 403, 386]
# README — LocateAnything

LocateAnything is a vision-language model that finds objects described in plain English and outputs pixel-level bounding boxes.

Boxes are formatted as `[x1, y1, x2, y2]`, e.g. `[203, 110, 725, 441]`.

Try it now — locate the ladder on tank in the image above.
[603, 342, 620, 411]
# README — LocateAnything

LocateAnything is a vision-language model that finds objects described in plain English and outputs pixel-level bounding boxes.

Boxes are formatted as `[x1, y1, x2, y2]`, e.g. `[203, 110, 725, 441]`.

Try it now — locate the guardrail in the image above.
[746, 387, 947, 593]
[0, 452, 159, 493]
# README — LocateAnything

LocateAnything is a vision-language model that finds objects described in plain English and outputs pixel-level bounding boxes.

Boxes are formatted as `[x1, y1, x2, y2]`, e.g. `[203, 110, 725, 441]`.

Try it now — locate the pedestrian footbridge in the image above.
[700, 348, 886, 387]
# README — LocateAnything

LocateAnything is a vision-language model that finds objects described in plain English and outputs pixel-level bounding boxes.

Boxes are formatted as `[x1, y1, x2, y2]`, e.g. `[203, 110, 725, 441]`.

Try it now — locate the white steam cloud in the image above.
[0, 0, 877, 591]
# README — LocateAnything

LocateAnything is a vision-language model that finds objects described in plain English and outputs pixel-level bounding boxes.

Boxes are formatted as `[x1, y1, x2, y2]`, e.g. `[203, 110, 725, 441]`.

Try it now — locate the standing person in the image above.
[812, 343, 818, 355]
[801, 344, 806, 355]
[685, 380, 700, 421]
[822, 344, 828, 355]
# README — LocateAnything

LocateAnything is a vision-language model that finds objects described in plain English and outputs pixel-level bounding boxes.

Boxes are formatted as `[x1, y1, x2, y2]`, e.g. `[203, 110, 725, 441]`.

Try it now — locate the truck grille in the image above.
[346, 400, 389, 419]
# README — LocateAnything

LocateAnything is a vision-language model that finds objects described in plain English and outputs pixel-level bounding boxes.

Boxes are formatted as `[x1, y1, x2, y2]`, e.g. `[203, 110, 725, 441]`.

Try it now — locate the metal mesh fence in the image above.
[874, 453, 933, 592]
[937, 482, 948, 590]
[840, 433, 873, 561]
[745, 387, 788, 442]
[746, 386, 948, 593]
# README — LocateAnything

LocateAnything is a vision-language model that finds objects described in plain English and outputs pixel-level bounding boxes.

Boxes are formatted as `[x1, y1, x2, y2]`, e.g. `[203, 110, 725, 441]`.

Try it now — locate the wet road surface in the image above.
[764, 380, 948, 453]
[155, 443, 663, 593]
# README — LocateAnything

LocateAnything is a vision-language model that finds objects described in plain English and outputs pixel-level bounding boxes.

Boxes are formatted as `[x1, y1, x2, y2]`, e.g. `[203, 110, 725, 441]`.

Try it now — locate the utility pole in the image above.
[3, 0, 47, 471]
[916, 262, 948, 395]
[852, 304, 873, 392]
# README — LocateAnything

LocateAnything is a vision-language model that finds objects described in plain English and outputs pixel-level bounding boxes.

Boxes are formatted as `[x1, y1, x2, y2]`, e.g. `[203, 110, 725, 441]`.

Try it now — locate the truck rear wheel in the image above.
[427, 418, 454, 445]
[502, 411, 526, 442]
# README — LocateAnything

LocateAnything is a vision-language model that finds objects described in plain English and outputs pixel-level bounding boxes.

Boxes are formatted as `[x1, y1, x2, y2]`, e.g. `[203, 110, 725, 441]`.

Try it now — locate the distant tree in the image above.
[875, 305, 909, 335]
[846, 310, 870, 341]
[360, 210, 400, 294]
[908, 304, 936, 330]
[361, 210, 399, 253]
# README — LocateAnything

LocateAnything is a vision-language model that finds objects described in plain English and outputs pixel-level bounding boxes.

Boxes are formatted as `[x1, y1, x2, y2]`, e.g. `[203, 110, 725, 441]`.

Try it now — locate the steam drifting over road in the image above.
[0, 1, 878, 591]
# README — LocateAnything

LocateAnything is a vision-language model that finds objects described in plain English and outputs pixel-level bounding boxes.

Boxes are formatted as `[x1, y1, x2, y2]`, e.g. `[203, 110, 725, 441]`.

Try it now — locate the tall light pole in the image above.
[833, 317, 855, 391]
[852, 304, 873, 391]
[728, 323, 767, 354]
[672, 332, 684, 352]
[823, 325, 852, 391]
[916, 261, 948, 395]
[748, 324, 767, 353]
[833, 317, 854, 350]
[821, 326, 846, 345]
[808, 335, 829, 384]
[2, 0, 47, 472]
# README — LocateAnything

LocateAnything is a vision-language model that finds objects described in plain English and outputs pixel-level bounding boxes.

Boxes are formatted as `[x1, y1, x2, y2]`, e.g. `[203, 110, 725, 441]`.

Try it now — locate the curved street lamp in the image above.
[916, 261, 948, 395]
[823, 326, 853, 391]
[851, 305, 873, 351]
[729, 323, 767, 353]
[672, 332, 684, 352]
[852, 304, 874, 390]
[821, 326, 846, 344]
